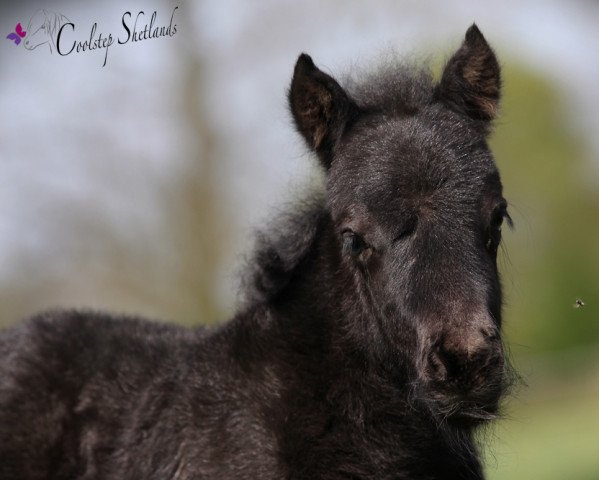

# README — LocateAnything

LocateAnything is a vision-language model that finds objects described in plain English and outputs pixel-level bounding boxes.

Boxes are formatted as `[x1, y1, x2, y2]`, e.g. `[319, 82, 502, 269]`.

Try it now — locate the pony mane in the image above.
[343, 57, 435, 116]
[240, 189, 326, 306]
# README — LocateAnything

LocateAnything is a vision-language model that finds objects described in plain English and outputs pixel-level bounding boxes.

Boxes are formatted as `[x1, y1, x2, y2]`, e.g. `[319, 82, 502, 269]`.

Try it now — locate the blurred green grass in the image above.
[487, 365, 599, 480]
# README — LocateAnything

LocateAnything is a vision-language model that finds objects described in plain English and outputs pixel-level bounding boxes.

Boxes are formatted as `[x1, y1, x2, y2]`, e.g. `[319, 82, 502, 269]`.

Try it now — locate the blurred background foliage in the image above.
[496, 65, 599, 356]
[0, 0, 598, 478]
[484, 64, 599, 480]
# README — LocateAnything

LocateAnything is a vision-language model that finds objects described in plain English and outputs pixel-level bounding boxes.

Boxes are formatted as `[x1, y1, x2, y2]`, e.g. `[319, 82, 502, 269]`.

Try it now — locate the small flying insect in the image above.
[573, 298, 585, 309]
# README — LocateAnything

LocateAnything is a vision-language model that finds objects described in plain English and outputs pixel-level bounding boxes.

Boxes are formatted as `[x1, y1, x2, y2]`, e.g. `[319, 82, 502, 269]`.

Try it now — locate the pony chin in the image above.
[418, 361, 517, 428]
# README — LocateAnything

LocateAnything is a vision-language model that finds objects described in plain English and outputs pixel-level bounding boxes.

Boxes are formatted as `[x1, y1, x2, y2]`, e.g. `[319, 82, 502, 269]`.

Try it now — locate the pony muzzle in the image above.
[421, 323, 506, 422]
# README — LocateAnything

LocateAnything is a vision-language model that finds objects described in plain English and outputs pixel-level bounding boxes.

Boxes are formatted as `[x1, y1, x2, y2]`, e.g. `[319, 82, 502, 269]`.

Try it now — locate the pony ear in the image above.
[289, 54, 356, 167]
[435, 24, 501, 123]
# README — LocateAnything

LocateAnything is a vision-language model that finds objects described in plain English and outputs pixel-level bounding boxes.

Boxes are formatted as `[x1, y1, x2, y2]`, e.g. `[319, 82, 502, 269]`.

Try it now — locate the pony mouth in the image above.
[423, 382, 503, 426]
[444, 402, 500, 425]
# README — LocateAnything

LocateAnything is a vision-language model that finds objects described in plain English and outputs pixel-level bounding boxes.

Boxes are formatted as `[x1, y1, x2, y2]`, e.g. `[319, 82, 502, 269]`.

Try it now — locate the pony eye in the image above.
[491, 204, 511, 232]
[342, 231, 368, 257]
[491, 211, 504, 230]
[394, 215, 418, 243]
[486, 204, 509, 254]
[485, 235, 499, 253]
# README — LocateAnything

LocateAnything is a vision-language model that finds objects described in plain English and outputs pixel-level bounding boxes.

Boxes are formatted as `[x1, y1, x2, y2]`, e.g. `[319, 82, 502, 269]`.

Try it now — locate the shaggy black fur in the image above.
[0, 25, 514, 479]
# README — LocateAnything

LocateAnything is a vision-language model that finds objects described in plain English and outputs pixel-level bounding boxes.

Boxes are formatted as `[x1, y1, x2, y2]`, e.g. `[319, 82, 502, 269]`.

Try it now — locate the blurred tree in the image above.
[493, 63, 599, 360]
[162, 46, 230, 325]
[0, 22, 229, 327]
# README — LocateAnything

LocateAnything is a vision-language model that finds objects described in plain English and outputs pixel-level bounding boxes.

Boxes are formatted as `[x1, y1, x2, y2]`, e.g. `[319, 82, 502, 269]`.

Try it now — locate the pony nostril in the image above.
[440, 345, 464, 377]
[427, 335, 502, 385]
[427, 348, 448, 380]
[427, 342, 463, 381]
[480, 327, 499, 342]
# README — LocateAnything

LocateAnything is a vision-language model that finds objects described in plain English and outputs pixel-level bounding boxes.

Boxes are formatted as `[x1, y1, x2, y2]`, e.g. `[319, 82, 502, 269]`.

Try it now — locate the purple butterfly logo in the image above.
[6, 23, 26, 45]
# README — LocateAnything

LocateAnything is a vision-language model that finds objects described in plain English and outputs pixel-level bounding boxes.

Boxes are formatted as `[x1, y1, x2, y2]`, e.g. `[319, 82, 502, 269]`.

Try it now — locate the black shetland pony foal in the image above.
[0, 25, 513, 479]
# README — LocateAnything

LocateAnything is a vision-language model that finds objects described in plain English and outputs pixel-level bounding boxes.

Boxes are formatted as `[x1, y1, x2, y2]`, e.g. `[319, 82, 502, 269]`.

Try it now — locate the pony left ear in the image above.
[289, 54, 356, 168]
[435, 24, 501, 123]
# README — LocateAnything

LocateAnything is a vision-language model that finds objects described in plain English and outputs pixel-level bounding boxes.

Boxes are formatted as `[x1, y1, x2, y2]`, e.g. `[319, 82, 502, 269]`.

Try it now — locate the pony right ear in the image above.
[288, 54, 356, 167]
[435, 25, 501, 124]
